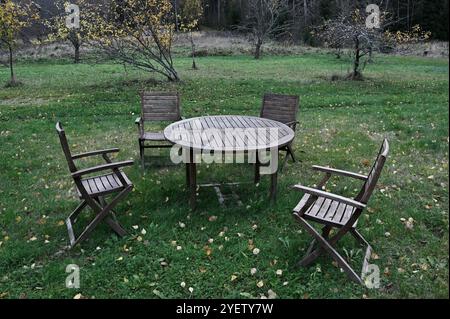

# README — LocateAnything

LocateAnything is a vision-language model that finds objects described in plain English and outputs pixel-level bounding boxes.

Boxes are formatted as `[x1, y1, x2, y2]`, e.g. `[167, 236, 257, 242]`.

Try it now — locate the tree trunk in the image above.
[70, 31, 81, 64]
[166, 67, 180, 82]
[190, 33, 197, 70]
[303, 0, 308, 26]
[254, 39, 262, 59]
[8, 45, 16, 84]
[174, 0, 179, 32]
[407, 0, 410, 29]
[351, 37, 362, 79]
[217, 0, 221, 27]
[74, 43, 80, 64]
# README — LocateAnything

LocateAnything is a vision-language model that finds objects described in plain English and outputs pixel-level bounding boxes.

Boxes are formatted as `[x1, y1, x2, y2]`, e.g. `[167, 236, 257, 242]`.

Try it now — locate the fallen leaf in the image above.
[267, 289, 277, 299]
[405, 217, 414, 230]
[153, 289, 164, 298]
[371, 253, 380, 260]
[362, 159, 371, 167]
[204, 246, 212, 256]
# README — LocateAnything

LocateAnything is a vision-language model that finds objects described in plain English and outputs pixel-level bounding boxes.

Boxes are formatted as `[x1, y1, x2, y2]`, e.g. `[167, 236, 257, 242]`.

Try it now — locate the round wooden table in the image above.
[164, 115, 295, 208]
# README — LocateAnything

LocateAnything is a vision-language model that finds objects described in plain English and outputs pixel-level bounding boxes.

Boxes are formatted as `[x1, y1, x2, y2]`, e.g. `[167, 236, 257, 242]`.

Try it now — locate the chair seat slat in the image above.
[317, 198, 332, 218]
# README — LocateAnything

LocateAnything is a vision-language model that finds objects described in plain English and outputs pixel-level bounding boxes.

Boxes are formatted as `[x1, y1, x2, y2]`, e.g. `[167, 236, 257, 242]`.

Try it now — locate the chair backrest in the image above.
[356, 139, 389, 204]
[140, 91, 181, 122]
[56, 122, 77, 173]
[260, 93, 299, 124]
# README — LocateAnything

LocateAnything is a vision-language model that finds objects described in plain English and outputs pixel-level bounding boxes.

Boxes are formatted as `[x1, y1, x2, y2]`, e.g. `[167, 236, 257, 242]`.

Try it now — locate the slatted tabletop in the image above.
[164, 115, 295, 152]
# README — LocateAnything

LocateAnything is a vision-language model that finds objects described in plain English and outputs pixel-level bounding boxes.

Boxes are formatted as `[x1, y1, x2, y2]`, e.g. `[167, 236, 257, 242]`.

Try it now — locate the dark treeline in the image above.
[199, 0, 449, 41]
[19, 0, 450, 41]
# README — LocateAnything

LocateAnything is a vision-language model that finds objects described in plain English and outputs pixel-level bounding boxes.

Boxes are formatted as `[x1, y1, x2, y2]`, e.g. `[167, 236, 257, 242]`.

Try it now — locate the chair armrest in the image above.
[135, 117, 144, 136]
[285, 121, 299, 130]
[312, 165, 368, 181]
[292, 185, 366, 209]
[285, 120, 299, 126]
[71, 160, 134, 178]
[72, 148, 120, 160]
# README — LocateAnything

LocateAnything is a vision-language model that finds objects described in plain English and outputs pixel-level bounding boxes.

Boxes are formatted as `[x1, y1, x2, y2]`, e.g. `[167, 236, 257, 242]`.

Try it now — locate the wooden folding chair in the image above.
[260, 93, 300, 171]
[56, 122, 134, 248]
[291, 139, 389, 284]
[135, 92, 182, 169]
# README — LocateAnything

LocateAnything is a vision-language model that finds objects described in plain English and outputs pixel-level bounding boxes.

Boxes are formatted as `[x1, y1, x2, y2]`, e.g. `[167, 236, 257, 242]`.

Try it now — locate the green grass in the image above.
[0, 53, 448, 299]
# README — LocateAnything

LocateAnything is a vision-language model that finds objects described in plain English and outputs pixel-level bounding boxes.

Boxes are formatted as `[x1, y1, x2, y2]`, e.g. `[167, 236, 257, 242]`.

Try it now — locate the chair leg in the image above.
[298, 247, 322, 267]
[71, 186, 132, 248]
[98, 196, 127, 237]
[105, 216, 127, 237]
[280, 145, 296, 173]
[287, 145, 296, 162]
[68, 200, 87, 223]
[297, 225, 331, 267]
[139, 140, 145, 170]
[351, 229, 374, 280]
[296, 216, 363, 284]
[66, 201, 88, 246]
[351, 229, 370, 247]
[279, 150, 289, 173]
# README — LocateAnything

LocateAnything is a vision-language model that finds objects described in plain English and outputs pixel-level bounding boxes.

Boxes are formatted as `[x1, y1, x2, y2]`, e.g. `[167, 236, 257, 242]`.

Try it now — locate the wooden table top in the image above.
[164, 115, 295, 152]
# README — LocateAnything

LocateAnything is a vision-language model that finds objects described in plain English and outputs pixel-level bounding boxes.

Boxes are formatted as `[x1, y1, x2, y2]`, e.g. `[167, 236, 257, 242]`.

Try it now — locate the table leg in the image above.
[186, 162, 190, 187]
[254, 153, 260, 184]
[188, 149, 197, 209]
[270, 170, 278, 202]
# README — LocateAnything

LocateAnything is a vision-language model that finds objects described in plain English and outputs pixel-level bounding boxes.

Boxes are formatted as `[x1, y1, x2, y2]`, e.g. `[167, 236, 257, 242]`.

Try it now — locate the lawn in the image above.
[0, 53, 448, 299]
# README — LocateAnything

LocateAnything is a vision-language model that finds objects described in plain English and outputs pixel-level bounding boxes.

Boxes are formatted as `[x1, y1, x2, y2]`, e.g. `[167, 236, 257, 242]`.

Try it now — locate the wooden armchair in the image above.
[292, 139, 389, 284]
[56, 122, 134, 248]
[260, 93, 300, 170]
[135, 92, 182, 169]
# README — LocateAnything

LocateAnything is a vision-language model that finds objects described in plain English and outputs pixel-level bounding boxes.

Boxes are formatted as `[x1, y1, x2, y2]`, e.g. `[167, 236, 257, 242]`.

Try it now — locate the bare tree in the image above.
[240, 0, 290, 59]
[313, 8, 430, 80]
[89, 0, 180, 82]
[45, 0, 98, 64]
[0, 0, 40, 86]
[180, 0, 203, 70]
